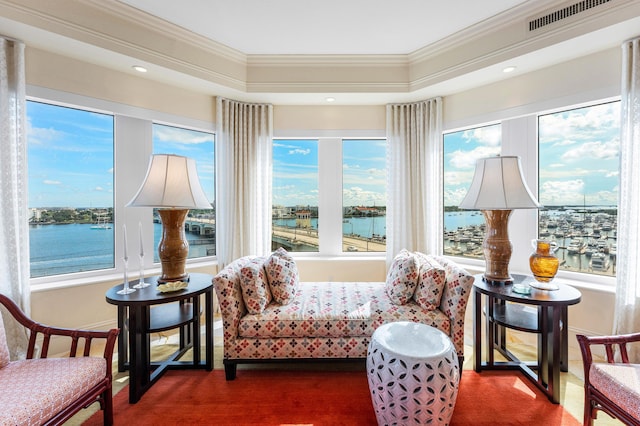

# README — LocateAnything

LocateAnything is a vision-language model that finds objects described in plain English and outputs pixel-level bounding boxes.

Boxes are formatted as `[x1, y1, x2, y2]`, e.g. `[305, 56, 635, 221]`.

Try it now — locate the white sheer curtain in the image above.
[386, 98, 443, 265]
[614, 37, 640, 362]
[216, 97, 273, 267]
[0, 37, 30, 359]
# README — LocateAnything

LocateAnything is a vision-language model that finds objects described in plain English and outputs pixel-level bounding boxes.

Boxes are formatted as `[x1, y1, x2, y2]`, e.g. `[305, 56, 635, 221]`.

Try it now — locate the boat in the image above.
[590, 252, 610, 271]
[567, 239, 586, 254]
[91, 212, 112, 230]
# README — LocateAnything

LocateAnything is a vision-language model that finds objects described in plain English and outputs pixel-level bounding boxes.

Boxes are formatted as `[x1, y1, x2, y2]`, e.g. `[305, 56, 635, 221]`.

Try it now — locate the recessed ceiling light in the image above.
[132, 65, 148, 73]
[503, 66, 516, 73]
[325, 97, 336, 102]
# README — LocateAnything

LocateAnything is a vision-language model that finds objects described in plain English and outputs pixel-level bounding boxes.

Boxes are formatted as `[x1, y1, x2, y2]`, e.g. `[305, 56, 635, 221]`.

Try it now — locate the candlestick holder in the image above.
[117, 257, 136, 294]
[134, 254, 150, 288]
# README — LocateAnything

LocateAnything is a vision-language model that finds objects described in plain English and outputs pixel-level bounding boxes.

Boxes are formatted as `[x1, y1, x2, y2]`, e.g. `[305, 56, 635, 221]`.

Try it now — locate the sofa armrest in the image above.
[432, 255, 475, 357]
[213, 256, 257, 348]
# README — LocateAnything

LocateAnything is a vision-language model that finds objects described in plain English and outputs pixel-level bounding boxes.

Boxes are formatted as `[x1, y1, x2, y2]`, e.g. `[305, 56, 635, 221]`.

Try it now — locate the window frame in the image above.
[28, 87, 216, 288]
[442, 99, 619, 288]
[272, 134, 387, 258]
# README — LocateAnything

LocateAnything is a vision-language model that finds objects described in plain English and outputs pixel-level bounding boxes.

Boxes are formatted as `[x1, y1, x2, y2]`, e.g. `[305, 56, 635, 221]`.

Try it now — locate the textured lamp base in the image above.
[157, 209, 190, 283]
[482, 209, 514, 285]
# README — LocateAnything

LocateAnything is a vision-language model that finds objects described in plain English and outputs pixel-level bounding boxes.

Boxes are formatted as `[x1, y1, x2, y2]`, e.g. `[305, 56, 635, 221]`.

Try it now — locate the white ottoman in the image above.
[366, 321, 460, 426]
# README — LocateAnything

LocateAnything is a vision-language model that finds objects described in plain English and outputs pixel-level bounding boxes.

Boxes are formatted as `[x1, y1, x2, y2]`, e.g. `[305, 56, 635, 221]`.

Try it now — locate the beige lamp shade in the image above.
[127, 154, 212, 282]
[127, 154, 212, 209]
[459, 156, 540, 210]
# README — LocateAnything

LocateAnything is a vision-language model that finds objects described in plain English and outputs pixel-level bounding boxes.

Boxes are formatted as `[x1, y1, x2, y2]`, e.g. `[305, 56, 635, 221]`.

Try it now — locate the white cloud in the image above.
[449, 145, 501, 169]
[539, 179, 585, 205]
[561, 140, 619, 162]
[462, 126, 501, 147]
[154, 125, 213, 144]
[43, 180, 61, 185]
[289, 148, 311, 155]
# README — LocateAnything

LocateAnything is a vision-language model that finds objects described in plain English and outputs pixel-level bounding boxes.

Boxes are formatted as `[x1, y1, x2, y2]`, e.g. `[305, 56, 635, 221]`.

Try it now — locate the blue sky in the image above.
[443, 101, 620, 208]
[272, 139, 386, 207]
[27, 101, 215, 208]
[343, 139, 386, 207]
[27, 101, 114, 208]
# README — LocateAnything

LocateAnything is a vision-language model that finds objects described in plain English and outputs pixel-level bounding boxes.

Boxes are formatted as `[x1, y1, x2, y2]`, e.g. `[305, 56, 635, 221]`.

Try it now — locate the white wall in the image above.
[26, 45, 620, 356]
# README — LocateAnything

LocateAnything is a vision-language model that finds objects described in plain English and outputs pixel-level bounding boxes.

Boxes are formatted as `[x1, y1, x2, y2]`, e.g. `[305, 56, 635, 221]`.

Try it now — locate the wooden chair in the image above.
[576, 332, 640, 426]
[0, 294, 119, 425]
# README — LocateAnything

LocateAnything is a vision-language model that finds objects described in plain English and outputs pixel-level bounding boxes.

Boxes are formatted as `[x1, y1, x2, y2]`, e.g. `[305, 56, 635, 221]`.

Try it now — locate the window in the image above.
[152, 123, 215, 261]
[27, 100, 115, 278]
[272, 139, 319, 252]
[442, 124, 501, 259]
[342, 139, 386, 252]
[538, 101, 619, 277]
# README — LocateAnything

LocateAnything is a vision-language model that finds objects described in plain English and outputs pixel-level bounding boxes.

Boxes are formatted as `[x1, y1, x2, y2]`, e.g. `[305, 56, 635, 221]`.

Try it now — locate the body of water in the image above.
[274, 216, 386, 239]
[443, 208, 617, 277]
[30, 209, 617, 278]
[30, 223, 214, 278]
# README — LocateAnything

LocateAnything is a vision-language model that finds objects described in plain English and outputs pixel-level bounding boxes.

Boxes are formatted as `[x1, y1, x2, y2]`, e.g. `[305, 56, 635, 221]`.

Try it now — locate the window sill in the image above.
[30, 259, 218, 293]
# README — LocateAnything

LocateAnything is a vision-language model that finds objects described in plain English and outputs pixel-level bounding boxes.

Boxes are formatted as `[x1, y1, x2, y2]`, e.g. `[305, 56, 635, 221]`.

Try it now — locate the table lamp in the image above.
[127, 154, 212, 283]
[458, 156, 540, 284]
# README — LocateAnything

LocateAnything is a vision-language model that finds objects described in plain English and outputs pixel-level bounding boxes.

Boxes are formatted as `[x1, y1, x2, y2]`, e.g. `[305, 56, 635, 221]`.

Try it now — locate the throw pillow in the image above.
[413, 252, 446, 311]
[385, 249, 419, 305]
[0, 312, 9, 368]
[239, 257, 272, 314]
[264, 247, 299, 305]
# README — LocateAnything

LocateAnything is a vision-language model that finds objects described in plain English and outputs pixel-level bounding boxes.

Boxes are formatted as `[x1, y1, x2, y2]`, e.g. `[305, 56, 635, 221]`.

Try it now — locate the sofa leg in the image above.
[224, 363, 237, 381]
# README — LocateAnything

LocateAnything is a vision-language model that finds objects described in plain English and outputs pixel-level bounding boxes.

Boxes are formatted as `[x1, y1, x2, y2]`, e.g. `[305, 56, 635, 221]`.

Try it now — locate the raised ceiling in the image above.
[117, 0, 529, 55]
[1, 0, 639, 104]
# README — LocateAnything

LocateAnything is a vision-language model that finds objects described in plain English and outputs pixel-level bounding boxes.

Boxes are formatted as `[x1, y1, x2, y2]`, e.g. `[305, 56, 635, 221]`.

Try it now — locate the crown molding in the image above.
[246, 81, 410, 94]
[1, 0, 638, 99]
[248, 54, 408, 67]
[87, 0, 246, 64]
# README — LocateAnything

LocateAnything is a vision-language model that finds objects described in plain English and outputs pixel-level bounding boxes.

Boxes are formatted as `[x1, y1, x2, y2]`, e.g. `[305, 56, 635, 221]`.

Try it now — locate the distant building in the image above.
[296, 210, 311, 228]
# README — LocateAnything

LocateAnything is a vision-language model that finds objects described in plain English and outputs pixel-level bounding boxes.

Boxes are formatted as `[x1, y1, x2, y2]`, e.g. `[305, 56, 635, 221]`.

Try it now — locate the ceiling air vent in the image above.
[529, 0, 612, 31]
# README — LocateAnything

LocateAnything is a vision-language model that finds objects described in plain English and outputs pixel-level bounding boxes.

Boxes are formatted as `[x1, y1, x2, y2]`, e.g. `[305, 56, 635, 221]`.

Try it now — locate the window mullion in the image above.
[318, 138, 343, 255]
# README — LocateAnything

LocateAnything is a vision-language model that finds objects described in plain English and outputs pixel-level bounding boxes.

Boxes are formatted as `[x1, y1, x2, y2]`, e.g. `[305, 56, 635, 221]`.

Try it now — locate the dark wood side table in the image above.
[472, 274, 581, 403]
[106, 273, 214, 403]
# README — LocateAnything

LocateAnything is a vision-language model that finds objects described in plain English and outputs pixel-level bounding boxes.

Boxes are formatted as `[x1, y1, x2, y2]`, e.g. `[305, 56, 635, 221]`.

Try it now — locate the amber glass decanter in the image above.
[529, 239, 560, 290]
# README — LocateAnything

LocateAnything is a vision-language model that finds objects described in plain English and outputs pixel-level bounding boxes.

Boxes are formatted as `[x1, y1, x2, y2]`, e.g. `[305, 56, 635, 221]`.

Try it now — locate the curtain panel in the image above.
[216, 98, 273, 267]
[386, 98, 443, 266]
[614, 37, 640, 362]
[0, 37, 29, 359]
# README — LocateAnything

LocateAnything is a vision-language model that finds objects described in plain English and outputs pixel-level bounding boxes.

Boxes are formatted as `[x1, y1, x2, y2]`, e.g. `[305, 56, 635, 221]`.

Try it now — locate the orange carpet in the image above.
[84, 369, 580, 425]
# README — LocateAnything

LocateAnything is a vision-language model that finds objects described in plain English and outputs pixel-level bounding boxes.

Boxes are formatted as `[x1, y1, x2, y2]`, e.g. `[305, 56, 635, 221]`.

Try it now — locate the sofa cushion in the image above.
[413, 253, 446, 311]
[239, 257, 272, 314]
[238, 281, 449, 339]
[590, 362, 640, 421]
[385, 249, 419, 305]
[265, 248, 299, 305]
[0, 313, 9, 368]
[0, 357, 106, 425]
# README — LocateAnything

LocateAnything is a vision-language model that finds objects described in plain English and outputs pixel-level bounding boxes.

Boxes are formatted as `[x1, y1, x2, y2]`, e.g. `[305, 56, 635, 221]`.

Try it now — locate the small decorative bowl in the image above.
[512, 283, 531, 295]
[157, 281, 188, 293]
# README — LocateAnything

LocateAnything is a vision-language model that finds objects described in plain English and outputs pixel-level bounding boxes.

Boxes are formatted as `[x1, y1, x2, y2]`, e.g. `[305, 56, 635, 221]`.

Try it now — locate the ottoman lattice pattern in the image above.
[367, 321, 460, 425]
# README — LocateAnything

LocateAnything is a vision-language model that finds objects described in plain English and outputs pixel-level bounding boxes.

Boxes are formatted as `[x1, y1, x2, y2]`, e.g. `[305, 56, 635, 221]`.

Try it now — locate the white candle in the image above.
[138, 221, 144, 257]
[123, 224, 128, 261]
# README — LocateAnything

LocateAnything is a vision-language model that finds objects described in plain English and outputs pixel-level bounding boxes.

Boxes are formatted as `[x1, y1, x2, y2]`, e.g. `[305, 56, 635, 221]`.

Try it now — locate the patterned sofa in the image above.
[214, 249, 474, 380]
